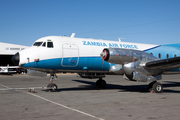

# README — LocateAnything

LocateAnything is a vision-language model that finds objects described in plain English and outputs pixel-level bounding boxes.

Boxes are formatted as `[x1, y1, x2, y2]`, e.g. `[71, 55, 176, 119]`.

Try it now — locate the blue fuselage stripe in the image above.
[22, 57, 112, 71]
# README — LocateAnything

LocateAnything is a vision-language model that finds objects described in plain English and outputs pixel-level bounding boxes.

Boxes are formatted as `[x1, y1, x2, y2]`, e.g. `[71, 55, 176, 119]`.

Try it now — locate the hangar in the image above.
[0, 42, 29, 73]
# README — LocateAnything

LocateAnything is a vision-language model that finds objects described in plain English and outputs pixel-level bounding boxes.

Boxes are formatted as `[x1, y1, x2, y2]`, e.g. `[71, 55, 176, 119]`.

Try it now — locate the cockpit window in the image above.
[33, 42, 43, 46]
[42, 42, 46, 47]
[47, 42, 53, 48]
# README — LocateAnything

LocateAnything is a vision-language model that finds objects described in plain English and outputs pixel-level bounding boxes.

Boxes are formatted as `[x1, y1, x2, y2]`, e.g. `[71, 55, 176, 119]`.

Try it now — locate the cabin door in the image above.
[61, 43, 79, 67]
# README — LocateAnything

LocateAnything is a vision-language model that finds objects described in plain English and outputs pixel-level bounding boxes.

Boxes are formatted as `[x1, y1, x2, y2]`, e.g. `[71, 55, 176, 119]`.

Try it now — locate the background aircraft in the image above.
[12, 33, 180, 93]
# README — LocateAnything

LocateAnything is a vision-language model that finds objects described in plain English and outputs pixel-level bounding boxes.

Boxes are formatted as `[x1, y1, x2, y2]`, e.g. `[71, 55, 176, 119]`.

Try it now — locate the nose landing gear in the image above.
[47, 73, 58, 92]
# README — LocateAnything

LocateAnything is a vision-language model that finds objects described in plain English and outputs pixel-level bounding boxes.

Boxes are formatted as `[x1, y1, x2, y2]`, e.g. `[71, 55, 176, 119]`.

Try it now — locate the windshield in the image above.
[33, 42, 43, 46]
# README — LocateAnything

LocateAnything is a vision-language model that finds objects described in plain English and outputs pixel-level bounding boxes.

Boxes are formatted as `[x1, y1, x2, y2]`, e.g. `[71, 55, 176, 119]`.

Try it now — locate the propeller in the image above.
[100, 50, 108, 68]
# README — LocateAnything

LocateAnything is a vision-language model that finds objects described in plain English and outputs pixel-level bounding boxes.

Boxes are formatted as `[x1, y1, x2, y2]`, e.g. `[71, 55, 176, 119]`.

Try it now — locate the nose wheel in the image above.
[148, 81, 163, 93]
[47, 83, 58, 92]
[47, 73, 58, 92]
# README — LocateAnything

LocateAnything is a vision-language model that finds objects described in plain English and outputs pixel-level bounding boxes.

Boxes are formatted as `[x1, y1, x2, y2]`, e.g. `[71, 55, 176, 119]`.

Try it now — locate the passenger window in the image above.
[174, 54, 177, 57]
[167, 54, 169, 59]
[42, 42, 46, 47]
[47, 42, 53, 48]
[150, 53, 153, 55]
[158, 53, 161, 59]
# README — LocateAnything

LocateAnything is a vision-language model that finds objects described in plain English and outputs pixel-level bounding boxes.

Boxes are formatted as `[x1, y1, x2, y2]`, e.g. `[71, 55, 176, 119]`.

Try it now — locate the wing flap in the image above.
[145, 56, 180, 70]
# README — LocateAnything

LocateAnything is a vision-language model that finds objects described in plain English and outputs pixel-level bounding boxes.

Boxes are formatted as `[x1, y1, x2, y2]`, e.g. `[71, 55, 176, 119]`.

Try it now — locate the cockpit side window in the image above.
[42, 42, 46, 47]
[33, 42, 43, 46]
[47, 42, 53, 48]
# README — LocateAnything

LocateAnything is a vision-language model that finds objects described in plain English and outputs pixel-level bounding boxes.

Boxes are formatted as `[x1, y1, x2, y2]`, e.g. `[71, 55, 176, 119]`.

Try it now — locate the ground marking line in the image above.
[0, 83, 9, 88]
[0, 83, 105, 120]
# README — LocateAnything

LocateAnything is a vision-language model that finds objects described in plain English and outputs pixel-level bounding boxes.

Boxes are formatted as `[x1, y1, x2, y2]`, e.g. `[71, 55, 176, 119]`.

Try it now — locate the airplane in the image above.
[12, 33, 180, 93]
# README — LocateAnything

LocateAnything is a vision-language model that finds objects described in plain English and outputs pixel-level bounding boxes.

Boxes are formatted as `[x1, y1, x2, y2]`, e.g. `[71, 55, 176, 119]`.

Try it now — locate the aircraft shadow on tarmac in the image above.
[44, 80, 180, 93]
[162, 81, 180, 93]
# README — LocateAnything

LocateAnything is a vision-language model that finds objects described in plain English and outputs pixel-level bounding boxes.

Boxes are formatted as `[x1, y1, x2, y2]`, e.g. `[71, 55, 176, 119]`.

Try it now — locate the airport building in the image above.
[0, 42, 29, 73]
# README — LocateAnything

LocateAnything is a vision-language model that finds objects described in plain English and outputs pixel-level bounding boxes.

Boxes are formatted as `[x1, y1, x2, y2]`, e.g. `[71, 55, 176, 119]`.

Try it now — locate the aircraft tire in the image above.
[96, 80, 101, 87]
[96, 79, 106, 88]
[100, 80, 106, 88]
[47, 83, 58, 92]
[152, 82, 163, 93]
[148, 81, 157, 91]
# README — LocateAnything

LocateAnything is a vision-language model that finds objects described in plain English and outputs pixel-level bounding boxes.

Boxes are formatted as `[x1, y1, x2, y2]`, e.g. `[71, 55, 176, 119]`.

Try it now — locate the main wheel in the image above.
[96, 80, 101, 87]
[96, 79, 106, 88]
[99, 80, 106, 88]
[148, 81, 157, 92]
[152, 82, 163, 93]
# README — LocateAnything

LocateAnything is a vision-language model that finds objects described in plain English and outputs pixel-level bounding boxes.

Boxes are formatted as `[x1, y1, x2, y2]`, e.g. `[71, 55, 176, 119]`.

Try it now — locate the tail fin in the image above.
[163, 43, 180, 48]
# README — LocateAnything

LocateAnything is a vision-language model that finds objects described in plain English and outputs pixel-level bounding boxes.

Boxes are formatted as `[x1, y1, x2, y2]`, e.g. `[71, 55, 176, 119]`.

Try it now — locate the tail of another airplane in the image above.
[163, 43, 180, 48]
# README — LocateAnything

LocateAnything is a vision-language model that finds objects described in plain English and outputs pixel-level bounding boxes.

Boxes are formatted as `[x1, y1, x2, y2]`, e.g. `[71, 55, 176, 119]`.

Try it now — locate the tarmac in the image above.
[1, 73, 180, 120]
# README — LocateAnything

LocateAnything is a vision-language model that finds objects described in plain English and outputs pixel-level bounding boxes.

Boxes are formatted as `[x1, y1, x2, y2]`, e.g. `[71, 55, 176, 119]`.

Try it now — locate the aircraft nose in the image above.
[12, 52, 19, 66]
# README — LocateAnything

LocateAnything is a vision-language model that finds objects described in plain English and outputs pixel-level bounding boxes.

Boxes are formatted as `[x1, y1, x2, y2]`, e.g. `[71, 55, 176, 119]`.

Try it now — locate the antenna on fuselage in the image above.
[70, 33, 75, 38]
[118, 38, 125, 42]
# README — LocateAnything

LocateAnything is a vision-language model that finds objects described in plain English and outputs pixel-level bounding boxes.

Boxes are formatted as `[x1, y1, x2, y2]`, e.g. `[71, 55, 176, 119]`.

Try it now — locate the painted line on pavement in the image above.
[0, 83, 105, 120]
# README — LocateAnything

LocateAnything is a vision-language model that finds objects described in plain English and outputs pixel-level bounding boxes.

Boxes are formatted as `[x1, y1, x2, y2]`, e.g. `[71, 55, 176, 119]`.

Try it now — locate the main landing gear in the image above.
[47, 73, 58, 92]
[96, 78, 106, 88]
[148, 81, 163, 93]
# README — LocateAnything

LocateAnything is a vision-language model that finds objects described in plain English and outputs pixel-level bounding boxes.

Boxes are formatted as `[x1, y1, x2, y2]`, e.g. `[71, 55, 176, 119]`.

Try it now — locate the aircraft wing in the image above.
[145, 56, 180, 70]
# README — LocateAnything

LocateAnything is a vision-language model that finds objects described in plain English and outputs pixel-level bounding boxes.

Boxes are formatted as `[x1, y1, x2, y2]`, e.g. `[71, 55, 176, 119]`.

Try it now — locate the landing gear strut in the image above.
[96, 78, 106, 88]
[148, 81, 163, 93]
[47, 73, 58, 92]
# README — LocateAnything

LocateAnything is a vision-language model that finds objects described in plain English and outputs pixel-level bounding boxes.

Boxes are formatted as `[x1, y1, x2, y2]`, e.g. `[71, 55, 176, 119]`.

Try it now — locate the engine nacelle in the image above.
[100, 48, 138, 64]
[124, 71, 162, 82]
[122, 61, 162, 82]
[100, 48, 162, 82]
[100, 48, 158, 64]
[123, 62, 162, 82]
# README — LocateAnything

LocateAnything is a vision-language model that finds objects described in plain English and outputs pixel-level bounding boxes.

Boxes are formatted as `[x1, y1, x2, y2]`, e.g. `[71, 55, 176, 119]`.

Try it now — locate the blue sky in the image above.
[0, 0, 180, 46]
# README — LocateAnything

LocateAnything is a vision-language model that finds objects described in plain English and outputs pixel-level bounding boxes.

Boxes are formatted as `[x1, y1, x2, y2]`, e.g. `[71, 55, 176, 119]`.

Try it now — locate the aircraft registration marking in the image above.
[83, 41, 138, 49]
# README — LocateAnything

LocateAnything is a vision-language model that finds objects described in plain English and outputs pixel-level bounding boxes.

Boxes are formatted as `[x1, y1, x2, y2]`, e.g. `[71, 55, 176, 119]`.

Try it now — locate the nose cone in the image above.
[12, 52, 19, 66]
[100, 51, 106, 59]
[100, 49, 109, 61]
